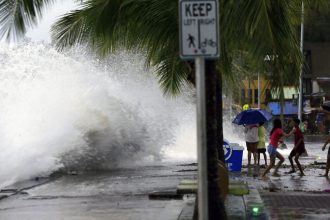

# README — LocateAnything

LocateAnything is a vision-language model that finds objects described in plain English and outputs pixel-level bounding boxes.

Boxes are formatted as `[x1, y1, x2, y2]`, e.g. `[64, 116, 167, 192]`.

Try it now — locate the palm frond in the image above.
[52, 0, 191, 95]
[0, 0, 54, 41]
[155, 54, 190, 96]
[222, 1, 304, 94]
[52, 0, 330, 96]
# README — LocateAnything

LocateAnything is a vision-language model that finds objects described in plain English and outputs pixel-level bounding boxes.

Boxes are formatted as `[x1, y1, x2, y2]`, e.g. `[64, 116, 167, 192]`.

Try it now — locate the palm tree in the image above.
[0, 0, 55, 41]
[1, 1, 329, 219]
[222, 1, 329, 122]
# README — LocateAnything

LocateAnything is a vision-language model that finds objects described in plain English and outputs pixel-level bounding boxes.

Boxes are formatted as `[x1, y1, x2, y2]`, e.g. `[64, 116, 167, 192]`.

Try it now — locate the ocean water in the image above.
[0, 43, 197, 187]
[0, 42, 323, 188]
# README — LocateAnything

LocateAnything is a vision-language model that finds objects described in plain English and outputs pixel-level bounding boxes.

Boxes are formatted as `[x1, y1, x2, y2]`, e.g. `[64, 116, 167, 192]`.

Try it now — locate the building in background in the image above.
[239, 77, 270, 109]
[304, 9, 330, 101]
[299, 10, 330, 133]
[232, 9, 330, 134]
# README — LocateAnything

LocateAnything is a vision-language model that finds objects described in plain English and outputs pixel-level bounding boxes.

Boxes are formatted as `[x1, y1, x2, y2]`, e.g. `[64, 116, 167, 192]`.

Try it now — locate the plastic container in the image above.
[223, 140, 244, 172]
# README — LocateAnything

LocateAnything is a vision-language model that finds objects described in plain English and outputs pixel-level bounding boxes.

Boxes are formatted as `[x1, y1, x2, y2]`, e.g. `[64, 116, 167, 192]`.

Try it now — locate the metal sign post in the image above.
[195, 57, 209, 219]
[179, 0, 219, 219]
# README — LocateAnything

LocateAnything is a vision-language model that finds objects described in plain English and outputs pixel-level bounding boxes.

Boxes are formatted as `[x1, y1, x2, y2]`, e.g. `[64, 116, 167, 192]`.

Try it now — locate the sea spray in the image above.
[0, 42, 196, 187]
[0, 42, 252, 187]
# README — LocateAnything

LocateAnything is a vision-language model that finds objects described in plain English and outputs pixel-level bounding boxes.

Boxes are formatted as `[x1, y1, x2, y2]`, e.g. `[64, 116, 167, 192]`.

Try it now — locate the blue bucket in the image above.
[223, 140, 244, 172]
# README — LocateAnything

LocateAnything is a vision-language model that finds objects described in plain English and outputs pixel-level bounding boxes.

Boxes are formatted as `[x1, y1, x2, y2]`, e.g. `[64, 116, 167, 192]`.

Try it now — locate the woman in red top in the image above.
[262, 119, 290, 177]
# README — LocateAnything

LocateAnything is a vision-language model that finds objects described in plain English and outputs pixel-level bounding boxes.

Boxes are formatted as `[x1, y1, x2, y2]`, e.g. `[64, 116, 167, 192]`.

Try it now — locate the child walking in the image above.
[262, 119, 290, 177]
[314, 105, 330, 177]
[287, 118, 305, 176]
[257, 122, 267, 166]
[321, 134, 330, 177]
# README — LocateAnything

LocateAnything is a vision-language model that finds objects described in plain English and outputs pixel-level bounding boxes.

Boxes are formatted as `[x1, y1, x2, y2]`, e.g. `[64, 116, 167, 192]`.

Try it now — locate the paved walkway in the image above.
[0, 163, 197, 220]
[226, 163, 330, 220]
[1, 162, 330, 220]
[262, 192, 330, 219]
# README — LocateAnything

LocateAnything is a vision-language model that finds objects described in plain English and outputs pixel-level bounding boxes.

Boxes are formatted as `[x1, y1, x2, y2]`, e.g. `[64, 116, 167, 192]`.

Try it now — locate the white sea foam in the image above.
[0, 42, 197, 187]
[0, 41, 277, 188]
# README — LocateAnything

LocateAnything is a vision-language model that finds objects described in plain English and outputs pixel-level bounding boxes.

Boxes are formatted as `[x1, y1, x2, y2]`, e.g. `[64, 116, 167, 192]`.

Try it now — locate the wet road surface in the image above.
[0, 163, 197, 220]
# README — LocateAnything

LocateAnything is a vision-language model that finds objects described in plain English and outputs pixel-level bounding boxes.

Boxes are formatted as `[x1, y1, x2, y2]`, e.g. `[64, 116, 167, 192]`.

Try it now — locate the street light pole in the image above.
[258, 72, 261, 109]
[298, 1, 304, 120]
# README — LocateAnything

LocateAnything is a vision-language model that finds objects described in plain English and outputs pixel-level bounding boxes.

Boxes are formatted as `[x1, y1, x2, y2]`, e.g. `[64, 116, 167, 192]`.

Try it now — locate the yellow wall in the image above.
[240, 78, 270, 109]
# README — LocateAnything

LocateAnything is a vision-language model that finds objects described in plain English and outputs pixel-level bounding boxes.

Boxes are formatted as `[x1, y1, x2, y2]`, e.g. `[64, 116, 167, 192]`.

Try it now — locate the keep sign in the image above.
[179, 0, 219, 59]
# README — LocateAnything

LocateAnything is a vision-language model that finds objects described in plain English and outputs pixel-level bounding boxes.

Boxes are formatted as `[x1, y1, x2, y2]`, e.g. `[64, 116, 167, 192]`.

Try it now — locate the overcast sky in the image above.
[26, 0, 77, 43]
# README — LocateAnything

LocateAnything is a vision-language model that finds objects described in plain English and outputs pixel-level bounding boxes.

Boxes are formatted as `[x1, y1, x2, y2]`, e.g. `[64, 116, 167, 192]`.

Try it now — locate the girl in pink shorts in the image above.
[262, 119, 291, 177]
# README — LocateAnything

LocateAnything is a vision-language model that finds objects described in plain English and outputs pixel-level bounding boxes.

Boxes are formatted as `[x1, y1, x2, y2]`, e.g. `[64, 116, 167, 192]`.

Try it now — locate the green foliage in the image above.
[52, 0, 190, 95]
[1, 0, 329, 96]
[0, 0, 55, 41]
[222, 0, 329, 98]
[223, 0, 303, 93]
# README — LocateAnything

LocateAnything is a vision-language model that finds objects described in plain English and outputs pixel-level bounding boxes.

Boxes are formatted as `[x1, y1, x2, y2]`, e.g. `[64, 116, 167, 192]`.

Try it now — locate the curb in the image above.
[0, 175, 62, 201]
[177, 196, 196, 220]
[226, 194, 246, 220]
[243, 184, 268, 219]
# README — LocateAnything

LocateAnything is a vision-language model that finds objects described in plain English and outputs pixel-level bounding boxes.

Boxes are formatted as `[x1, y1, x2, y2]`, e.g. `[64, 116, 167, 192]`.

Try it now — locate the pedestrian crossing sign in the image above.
[179, 0, 219, 59]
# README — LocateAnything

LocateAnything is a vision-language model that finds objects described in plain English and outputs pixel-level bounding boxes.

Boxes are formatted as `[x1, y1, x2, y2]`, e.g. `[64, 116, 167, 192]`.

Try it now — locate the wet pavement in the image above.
[0, 163, 197, 220]
[237, 144, 330, 220]
[1, 141, 330, 220]
[2, 162, 330, 220]
[262, 192, 330, 220]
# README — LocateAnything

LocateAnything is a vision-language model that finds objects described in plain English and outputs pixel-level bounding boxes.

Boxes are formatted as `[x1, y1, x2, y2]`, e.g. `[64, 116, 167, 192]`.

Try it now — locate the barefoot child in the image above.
[262, 119, 290, 177]
[288, 118, 305, 176]
[244, 124, 259, 166]
[315, 103, 330, 177]
[321, 134, 330, 177]
[257, 122, 267, 166]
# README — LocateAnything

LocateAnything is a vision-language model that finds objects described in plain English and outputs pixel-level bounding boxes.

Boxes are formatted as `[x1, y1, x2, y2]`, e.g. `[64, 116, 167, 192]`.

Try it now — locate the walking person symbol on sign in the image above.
[179, 0, 219, 59]
[187, 34, 195, 48]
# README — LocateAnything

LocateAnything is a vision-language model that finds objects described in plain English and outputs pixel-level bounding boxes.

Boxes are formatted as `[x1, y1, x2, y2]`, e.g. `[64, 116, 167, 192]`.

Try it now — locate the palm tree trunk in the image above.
[205, 60, 226, 219]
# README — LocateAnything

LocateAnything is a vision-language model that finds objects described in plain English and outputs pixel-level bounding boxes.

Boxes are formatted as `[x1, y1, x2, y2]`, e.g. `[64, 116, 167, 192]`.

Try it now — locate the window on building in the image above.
[304, 50, 312, 75]
[241, 89, 245, 104]
[265, 89, 271, 102]
[248, 89, 253, 104]
[254, 89, 259, 105]
[303, 79, 312, 95]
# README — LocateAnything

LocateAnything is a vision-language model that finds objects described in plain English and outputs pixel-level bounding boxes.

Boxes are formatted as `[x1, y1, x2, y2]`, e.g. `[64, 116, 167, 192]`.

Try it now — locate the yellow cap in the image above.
[243, 104, 249, 111]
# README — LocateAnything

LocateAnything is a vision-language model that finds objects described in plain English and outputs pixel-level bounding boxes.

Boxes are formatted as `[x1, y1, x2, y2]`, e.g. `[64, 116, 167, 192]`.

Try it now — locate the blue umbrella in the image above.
[232, 109, 272, 125]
